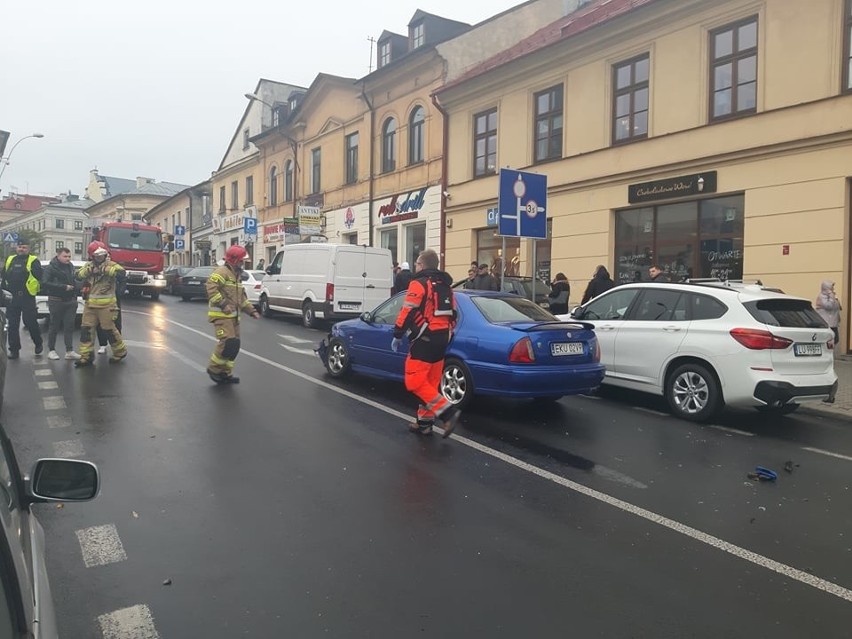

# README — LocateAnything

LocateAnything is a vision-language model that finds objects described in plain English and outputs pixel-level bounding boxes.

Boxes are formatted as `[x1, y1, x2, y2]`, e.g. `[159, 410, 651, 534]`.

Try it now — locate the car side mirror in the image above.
[266, 266, 279, 275]
[28, 459, 100, 503]
[360, 311, 373, 323]
[570, 305, 584, 319]
[240, 272, 249, 281]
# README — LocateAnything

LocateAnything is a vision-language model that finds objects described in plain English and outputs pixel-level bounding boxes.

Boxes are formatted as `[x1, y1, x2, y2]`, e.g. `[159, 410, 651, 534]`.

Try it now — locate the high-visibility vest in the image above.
[4, 254, 40, 296]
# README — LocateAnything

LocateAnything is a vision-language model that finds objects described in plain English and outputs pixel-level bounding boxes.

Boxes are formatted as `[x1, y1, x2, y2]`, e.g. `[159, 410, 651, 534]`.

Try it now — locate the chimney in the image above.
[136, 176, 154, 188]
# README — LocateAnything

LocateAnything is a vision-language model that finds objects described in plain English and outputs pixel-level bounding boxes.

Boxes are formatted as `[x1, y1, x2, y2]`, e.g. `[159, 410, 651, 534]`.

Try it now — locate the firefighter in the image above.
[205, 245, 260, 384]
[392, 248, 461, 438]
[75, 241, 127, 367]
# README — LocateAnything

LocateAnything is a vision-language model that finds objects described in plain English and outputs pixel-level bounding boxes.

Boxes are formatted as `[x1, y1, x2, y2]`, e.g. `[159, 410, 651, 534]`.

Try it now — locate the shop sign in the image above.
[222, 212, 244, 232]
[283, 217, 300, 244]
[344, 207, 356, 229]
[628, 171, 717, 204]
[298, 206, 322, 236]
[378, 187, 427, 225]
[263, 223, 285, 244]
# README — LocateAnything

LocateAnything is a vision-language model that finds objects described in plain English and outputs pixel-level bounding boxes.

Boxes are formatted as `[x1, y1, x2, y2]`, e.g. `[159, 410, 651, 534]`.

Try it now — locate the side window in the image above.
[268, 252, 283, 275]
[240, 272, 249, 282]
[583, 288, 640, 320]
[690, 293, 728, 320]
[632, 289, 683, 321]
[371, 294, 406, 325]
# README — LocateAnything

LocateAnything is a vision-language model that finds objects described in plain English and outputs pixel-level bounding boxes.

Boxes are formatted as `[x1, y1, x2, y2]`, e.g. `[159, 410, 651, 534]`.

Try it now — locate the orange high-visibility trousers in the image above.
[404, 356, 450, 421]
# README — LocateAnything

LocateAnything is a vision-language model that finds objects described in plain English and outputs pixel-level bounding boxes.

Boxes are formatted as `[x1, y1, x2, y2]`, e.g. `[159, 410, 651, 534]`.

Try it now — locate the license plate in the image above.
[551, 342, 584, 356]
[794, 343, 822, 356]
[339, 302, 360, 310]
[186, 281, 200, 286]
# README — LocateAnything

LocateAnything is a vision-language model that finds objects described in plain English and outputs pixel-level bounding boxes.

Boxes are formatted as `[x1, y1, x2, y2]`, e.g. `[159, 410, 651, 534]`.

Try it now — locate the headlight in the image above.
[153, 273, 165, 280]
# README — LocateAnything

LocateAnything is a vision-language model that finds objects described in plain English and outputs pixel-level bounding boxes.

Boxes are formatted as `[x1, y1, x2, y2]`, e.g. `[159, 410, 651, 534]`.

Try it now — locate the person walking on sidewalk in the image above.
[1, 239, 44, 359]
[581, 265, 616, 304]
[75, 241, 127, 367]
[41, 246, 81, 360]
[547, 272, 571, 314]
[392, 248, 461, 438]
[815, 279, 842, 346]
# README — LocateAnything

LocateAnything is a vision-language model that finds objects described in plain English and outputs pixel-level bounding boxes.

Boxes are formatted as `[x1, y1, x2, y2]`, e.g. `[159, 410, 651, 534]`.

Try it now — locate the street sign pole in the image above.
[531, 239, 537, 303]
[501, 236, 506, 292]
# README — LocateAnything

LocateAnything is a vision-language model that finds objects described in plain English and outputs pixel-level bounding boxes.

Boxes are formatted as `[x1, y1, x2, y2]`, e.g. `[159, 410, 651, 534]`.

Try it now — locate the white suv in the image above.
[564, 281, 837, 422]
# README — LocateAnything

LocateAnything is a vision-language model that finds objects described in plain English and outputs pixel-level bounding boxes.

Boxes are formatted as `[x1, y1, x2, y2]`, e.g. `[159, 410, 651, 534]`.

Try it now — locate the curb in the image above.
[797, 403, 852, 422]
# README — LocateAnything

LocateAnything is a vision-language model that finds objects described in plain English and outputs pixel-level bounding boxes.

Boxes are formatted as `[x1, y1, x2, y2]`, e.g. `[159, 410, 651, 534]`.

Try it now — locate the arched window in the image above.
[284, 160, 293, 201]
[269, 165, 278, 206]
[382, 117, 397, 173]
[408, 106, 425, 165]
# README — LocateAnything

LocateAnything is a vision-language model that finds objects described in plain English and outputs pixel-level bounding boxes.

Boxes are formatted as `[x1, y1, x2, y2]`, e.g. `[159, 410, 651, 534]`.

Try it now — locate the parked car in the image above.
[162, 265, 195, 295]
[241, 270, 267, 308]
[455, 276, 552, 309]
[319, 289, 605, 408]
[174, 266, 216, 301]
[36, 260, 86, 322]
[563, 281, 838, 421]
[0, 421, 99, 638]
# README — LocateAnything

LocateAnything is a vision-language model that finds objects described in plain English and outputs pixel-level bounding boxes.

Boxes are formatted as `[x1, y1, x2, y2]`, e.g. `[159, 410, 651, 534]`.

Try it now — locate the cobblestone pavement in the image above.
[799, 355, 852, 420]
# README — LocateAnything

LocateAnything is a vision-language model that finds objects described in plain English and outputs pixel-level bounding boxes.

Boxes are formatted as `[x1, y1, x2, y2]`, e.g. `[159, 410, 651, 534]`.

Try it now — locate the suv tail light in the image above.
[730, 328, 793, 350]
[254, 283, 262, 291]
[326, 283, 334, 303]
[509, 337, 535, 363]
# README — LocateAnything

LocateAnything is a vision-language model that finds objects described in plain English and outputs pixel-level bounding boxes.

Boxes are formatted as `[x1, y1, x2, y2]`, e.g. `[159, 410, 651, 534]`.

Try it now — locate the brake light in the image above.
[254, 283, 262, 290]
[828, 339, 835, 350]
[326, 283, 334, 303]
[509, 337, 535, 363]
[593, 339, 601, 363]
[729, 328, 793, 350]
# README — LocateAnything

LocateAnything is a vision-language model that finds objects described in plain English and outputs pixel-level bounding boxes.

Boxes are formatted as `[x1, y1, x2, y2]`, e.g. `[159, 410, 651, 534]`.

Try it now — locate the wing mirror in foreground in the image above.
[28, 459, 100, 503]
[360, 312, 373, 323]
[570, 305, 584, 319]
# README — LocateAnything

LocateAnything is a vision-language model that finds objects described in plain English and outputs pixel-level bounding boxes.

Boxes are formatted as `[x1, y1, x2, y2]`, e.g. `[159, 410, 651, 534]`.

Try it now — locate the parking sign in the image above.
[244, 217, 258, 236]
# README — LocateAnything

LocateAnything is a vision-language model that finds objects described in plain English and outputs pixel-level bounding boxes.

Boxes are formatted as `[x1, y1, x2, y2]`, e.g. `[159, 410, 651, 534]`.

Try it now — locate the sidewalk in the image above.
[799, 356, 852, 420]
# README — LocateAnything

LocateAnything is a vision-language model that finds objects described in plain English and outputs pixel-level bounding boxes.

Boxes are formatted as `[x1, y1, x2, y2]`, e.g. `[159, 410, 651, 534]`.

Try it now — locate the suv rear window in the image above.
[743, 299, 826, 328]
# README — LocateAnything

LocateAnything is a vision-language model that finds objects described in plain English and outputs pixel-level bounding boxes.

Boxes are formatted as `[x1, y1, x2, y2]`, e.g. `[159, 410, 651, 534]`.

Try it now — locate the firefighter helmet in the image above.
[87, 240, 108, 259]
[224, 245, 249, 267]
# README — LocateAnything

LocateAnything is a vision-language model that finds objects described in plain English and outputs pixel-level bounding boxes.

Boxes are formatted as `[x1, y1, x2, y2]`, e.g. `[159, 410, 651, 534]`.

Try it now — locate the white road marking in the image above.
[707, 425, 756, 437]
[47, 415, 72, 429]
[76, 524, 127, 568]
[592, 466, 647, 489]
[38, 381, 59, 390]
[634, 407, 669, 417]
[34, 369, 53, 377]
[279, 343, 318, 356]
[42, 396, 66, 411]
[53, 439, 85, 458]
[98, 604, 160, 639]
[123, 339, 207, 373]
[802, 446, 852, 462]
[125, 311, 852, 604]
[278, 334, 314, 344]
[579, 394, 601, 400]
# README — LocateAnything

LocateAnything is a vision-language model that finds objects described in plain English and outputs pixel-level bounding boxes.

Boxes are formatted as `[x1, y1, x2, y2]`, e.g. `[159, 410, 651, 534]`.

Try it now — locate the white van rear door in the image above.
[362, 249, 393, 312]
[333, 247, 367, 313]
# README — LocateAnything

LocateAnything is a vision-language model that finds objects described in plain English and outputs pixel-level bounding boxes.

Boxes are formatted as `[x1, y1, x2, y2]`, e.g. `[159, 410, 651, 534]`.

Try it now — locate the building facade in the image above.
[84, 176, 190, 225]
[0, 194, 92, 258]
[144, 181, 212, 267]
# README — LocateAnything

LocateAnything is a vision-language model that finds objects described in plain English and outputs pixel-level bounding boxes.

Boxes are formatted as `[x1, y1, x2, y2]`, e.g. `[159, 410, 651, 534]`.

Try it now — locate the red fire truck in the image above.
[91, 221, 167, 300]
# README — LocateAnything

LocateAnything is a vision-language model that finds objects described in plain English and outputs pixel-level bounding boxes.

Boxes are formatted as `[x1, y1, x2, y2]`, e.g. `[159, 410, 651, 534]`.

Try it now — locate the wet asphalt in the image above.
[3, 294, 852, 638]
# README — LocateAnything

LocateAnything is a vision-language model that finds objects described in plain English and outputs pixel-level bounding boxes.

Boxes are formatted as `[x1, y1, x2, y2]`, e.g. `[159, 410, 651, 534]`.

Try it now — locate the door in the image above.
[362, 249, 393, 312]
[350, 293, 407, 375]
[578, 286, 641, 376]
[334, 247, 367, 313]
[265, 251, 285, 307]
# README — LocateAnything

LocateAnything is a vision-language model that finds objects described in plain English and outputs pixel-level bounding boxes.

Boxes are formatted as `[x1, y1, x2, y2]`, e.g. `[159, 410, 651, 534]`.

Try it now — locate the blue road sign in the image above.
[497, 169, 547, 239]
[486, 207, 498, 227]
[2, 231, 19, 243]
[244, 217, 258, 236]
[175, 239, 186, 251]
[174, 225, 186, 236]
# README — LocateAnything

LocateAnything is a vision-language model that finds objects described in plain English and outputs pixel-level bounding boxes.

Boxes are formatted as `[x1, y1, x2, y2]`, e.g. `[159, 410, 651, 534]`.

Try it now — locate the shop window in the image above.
[405, 223, 426, 267]
[381, 228, 398, 264]
[612, 54, 650, 144]
[844, 0, 852, 92]
[533, 85, 563, 163]
[710, 16, 758, 121]
[475, 229, 520, 277]
[473, 108, 497, 177]
[408, 107, 425, 165]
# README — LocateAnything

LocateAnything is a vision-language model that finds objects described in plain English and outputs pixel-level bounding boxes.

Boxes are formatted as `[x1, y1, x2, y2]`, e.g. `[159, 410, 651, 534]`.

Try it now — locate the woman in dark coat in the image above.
[548, 272, 571, 314]
[581, 265, 616, 304]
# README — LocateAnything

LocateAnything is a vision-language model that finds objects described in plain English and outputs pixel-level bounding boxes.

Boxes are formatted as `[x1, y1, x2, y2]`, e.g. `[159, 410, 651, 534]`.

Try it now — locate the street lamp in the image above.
[0, 133, 45, 193]
[244, 93, 274, 108]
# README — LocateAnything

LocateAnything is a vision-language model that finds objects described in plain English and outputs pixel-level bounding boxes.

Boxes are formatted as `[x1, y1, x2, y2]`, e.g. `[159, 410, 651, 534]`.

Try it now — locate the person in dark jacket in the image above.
[547, 272, 571, 314]
[393, 262, 413, 296]
[472, 263, 499, 291]
[581, 265, 617, 304]
[649, 264, 671, 283]
[1, 240, 44, 359]
[42, 247, 81, 360]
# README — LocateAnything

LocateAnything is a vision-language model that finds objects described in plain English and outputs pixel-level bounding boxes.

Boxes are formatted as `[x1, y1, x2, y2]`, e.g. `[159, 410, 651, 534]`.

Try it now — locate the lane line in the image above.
[76, 524, 127, 568]
[47, 415, 72, 429]
[34, 369, 52, 377]
[38, 381, 59, 390]
[802, 446, 852, 462]
[706, 425, 756, 437]
[123, 310, 852, 603]
[277, 334, 314, 344]
[579, 394, 601, 400]
[98, 604, 160, 639]
[123, 339, 207, 373]
[42, 396, 66, 411]
[279, 343, 317, 356]
[53, 439, 85, 458]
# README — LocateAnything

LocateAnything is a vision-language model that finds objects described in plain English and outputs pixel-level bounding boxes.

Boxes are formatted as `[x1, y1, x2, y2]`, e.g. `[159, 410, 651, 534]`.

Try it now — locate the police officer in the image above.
[205, 245, 260, 384]
[1, 239, 44, 359]
[75, 241, 127, 367]
[392, 248, 461, 438]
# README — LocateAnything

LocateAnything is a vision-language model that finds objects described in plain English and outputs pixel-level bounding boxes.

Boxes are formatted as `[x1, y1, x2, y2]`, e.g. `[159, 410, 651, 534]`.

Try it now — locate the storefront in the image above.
[325, 202, 371, 246]
[373, 186, 441, 266]
[473, 219, 552, 282]
[260, 218, 299, 263]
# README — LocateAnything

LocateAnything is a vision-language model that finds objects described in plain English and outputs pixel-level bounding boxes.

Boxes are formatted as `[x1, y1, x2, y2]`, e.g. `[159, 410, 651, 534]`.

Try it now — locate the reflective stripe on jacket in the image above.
[206, 265, 254, 321]
[77, 259, 124, 308]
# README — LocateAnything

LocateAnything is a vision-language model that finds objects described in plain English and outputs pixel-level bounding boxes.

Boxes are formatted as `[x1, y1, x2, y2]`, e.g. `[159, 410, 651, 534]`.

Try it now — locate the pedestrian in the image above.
[394, 261, 413, 296]
[256, 258, 265, 270]
[547, 272, 571, 314]
[648, 264, 671, 283]
[75, 241, 127, 367]
[462, 266, 477, 289]
[1, 239, 44, 359]
[96, 268, 125, 355]
[41, 246, 81, 360]
[205, 245, 260, 384]
[815, 279, 842, 345]
[581, 265, 616, 304]
[472, 263, 499, 291]
[392, 248, 461, 438]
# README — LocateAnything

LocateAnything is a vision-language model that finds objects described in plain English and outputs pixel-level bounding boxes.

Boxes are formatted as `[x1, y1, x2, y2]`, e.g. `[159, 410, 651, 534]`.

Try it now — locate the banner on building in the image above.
[298, 206, 322, 236]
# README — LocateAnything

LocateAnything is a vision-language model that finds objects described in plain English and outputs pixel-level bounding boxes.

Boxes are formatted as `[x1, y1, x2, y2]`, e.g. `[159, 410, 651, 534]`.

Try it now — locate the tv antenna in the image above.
[367, 36, 376, 73]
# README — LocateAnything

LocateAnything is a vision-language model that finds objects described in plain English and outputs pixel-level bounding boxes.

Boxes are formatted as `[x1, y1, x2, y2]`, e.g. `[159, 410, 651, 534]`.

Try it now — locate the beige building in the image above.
[144, 180, 211, 267]
[436, 0, 852, 349]
[85, 175, 189, 225]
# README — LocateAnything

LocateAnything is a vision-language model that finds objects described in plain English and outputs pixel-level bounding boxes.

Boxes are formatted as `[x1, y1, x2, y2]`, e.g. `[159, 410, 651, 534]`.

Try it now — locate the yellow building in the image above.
[144, 180, 211, 267]
[436, 0, 852, 349]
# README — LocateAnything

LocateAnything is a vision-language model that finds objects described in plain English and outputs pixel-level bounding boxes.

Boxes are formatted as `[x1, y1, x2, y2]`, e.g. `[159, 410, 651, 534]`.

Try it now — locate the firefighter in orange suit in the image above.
[75, 241, 127, 367]
[205, 245, 260, 384]
[392, 248, 461, 438]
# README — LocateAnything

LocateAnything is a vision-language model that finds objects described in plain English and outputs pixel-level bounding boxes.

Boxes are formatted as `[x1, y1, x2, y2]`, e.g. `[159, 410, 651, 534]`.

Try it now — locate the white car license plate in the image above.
[186, 281, 200, 286]
[339, 303, 360, 310]
[551, 342, 584, 356]
[794, 343, 822, 356]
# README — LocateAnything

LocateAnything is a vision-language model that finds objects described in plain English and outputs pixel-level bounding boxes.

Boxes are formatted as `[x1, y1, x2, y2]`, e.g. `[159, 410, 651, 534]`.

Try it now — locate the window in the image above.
[219, 186, 226, 212]
[269, 166, 278, 206]
[690, 294, 728, 321]
[582, 288, 640, 321]
[55, 218, 64, 229]
[533, 85, 563, 162]
[74, 220, 83, 231]
[476, 229, 519, 277]
[55, 241, 65, 249]
[408, 107, 425, 165]
[311, 147, 321, 194]
[613, 54, 650, 143]
[379, 41, 391, 68]
[381, 228, 398, 264]
[710, 16, 758, 120]
[382, 118, 397, 173]
[632, 289, 684, 322]
[231, 181, 238, 210]
[245, 176, 254, 206]
[75, 241, 83, 254]
[473, 108, 498, 177]
[242, 128, 250, 150]
[844, 0, 852, 92]
[284, 160, 293, 201]
[345, 132, 359, 184]
[412, 23, 425, 49]
[405, 223, 426, 267]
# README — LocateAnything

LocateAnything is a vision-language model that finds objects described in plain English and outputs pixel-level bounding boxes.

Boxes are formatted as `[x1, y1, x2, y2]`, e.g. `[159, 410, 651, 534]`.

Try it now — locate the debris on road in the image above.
[747, 466, 778, 481]
[784, 460, 795, 473]
[162, 578, 172, 586]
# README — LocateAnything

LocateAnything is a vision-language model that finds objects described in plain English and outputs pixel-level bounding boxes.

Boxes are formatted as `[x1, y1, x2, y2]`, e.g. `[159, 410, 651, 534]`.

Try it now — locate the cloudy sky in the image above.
[0, 0, 526, 198]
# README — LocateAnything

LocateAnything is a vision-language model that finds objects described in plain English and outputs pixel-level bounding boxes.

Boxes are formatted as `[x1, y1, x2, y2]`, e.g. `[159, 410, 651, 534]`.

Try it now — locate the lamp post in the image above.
[0, 133, 45, 194]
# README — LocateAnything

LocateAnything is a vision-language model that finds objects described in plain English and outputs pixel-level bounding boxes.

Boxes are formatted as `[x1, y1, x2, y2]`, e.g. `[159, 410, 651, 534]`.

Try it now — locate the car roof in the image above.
[607, 281, 808, 304]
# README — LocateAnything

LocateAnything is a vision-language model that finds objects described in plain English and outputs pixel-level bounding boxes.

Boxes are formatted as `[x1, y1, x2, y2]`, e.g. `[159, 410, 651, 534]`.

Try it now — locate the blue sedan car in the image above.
[320, 290, 605, 408]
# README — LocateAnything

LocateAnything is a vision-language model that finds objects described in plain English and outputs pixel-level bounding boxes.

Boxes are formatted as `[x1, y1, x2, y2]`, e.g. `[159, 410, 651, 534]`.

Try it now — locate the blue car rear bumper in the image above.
[469, 361, 606, 397]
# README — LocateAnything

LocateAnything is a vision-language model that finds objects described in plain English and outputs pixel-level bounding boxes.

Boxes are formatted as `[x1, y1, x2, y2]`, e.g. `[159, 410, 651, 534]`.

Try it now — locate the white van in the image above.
[259, 244, 393, 327]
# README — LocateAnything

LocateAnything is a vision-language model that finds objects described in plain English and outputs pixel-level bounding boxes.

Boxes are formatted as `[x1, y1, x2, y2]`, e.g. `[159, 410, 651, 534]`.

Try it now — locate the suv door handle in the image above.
[663, 325, 681, 332]
[599, 324, 616, 331]
[366, 284, 375, 289]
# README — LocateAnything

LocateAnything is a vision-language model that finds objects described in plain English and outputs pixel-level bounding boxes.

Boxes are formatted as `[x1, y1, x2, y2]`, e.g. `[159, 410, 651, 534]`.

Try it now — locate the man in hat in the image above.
[1, 240, 44, 359]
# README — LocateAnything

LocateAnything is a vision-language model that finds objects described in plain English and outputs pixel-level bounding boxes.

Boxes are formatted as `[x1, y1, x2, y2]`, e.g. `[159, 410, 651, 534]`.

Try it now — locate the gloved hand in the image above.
[391, 337, 402, 352]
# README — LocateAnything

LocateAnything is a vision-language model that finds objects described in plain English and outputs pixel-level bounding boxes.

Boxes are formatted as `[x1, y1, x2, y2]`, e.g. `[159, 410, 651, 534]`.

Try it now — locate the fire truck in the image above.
[90, 221, 167, 300]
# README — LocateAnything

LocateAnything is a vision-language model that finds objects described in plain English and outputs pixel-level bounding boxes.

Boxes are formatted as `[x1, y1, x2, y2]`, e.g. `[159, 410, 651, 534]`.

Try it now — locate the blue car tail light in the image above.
[509, 337, 535, 363]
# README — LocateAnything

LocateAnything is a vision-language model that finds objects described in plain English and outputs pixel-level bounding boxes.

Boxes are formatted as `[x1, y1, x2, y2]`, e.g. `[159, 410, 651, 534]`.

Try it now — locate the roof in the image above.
[0, 194, 61, 212]
[100, 175, 137, 197]
[133, 181, 190, 197]
[437, 0, 660, 94]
